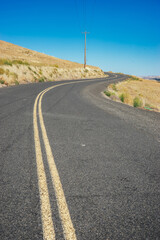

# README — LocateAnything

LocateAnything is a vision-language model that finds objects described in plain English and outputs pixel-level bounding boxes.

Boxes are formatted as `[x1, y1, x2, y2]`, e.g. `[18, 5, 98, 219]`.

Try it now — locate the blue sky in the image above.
[0, 0, 160, 75]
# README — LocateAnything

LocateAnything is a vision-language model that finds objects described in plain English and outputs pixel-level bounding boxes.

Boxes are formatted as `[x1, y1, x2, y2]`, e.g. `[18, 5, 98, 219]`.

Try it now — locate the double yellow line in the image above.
[33, 79, 99, 239]
[33, 83, 77, 240]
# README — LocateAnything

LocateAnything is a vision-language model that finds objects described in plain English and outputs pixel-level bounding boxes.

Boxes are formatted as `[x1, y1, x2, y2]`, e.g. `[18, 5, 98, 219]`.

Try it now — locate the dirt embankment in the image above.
[0, 40, 105, 87]
[104, 76, 160, 112]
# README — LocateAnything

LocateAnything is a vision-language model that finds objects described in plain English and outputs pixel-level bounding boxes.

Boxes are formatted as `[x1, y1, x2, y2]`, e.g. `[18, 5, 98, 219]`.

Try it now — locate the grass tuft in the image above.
[54, 64, 59, 68]
[0, 68, 5, 75]
[12, 60, 29, 65]
[119, 93, 125, 102]
[133, 97, 142, 107]
[112, 83, 117, 91]
[39, 69, 42, 75]
[0, 79, 5, 84]
[38, 77, 45, 82]
[14, 80, 19, 85]
[10, 72, 18, 81]
[104, 91, 111, 97]
[0, 59, 13, 66]
[0, 59, 29, 66]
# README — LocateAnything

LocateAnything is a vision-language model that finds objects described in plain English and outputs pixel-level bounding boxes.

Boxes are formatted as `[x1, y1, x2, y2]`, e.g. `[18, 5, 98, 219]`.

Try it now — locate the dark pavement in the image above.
[0, 73, 160, 239]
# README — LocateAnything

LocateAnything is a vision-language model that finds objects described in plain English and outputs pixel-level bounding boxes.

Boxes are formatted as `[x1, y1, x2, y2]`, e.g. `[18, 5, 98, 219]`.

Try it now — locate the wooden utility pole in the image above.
[82, 31, 89, 68]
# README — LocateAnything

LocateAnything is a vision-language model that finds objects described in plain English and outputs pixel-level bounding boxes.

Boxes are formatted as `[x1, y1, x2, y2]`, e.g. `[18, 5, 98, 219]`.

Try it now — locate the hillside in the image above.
[104, 76, 160, 112]
[0, 40, 105, 86]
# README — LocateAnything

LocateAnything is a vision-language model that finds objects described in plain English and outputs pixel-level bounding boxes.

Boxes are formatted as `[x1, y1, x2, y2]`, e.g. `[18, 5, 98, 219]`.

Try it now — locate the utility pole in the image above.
[82, 31, 89, 68]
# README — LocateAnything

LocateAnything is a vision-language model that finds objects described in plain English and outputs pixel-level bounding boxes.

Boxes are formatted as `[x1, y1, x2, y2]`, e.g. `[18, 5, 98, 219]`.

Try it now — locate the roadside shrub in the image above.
[14, 80, 19, 85]
[104, 91, 111, 97]
[133, 97, 142, 107]
[0, 79, 5, 84]
[0, 68, 5, 75]
[38, 77, 45, 82]
[119, 93, 125, 102]
[84, 69, 89, 73]
[112, 83, 117, 91]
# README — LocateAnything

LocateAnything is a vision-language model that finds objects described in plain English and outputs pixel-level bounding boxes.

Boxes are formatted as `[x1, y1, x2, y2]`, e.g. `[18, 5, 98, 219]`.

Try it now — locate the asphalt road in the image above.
[0, 73, 160, 240]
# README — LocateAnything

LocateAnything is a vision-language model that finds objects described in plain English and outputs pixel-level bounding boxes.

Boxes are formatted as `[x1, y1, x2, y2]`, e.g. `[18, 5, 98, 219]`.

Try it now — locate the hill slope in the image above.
[104, 76, 160, 112]
[0, 40, 105, 86]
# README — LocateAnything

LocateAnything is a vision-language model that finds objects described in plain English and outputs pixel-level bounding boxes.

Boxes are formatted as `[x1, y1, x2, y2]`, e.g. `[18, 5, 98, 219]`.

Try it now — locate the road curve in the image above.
[0, 73, 160, 240]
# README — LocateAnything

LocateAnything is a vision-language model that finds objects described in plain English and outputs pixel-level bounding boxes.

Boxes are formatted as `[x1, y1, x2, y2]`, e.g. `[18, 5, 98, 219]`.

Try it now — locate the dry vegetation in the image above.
[0, 40, 105, 87]
[104, 76, 160, 112]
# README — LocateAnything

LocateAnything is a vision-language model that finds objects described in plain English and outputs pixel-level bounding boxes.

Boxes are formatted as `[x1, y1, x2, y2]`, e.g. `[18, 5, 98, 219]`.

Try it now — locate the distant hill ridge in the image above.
[141, 76, 160, 81]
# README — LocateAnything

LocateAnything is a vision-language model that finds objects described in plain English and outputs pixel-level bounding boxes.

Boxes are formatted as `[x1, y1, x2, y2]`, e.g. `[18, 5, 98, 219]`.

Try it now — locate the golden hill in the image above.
[0, 40, 105, 86]
[0, 40, 84, 68]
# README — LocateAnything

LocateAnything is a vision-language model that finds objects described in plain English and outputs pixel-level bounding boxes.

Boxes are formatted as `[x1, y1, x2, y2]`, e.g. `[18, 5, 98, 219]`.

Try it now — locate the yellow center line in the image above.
[39, 85, 77, 240]
[33, 79, 99, 240]
[33, 91, 55, 240]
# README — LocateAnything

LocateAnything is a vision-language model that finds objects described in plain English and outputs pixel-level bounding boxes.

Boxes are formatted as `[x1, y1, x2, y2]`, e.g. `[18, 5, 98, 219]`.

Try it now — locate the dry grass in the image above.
[0, 40, 105, 87]
[107, 77, 160, 112]
[0, 40, 98, 69]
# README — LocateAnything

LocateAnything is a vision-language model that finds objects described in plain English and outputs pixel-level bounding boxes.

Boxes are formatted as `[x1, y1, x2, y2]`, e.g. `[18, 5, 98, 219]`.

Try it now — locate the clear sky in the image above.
[0, 0, 160, 76]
